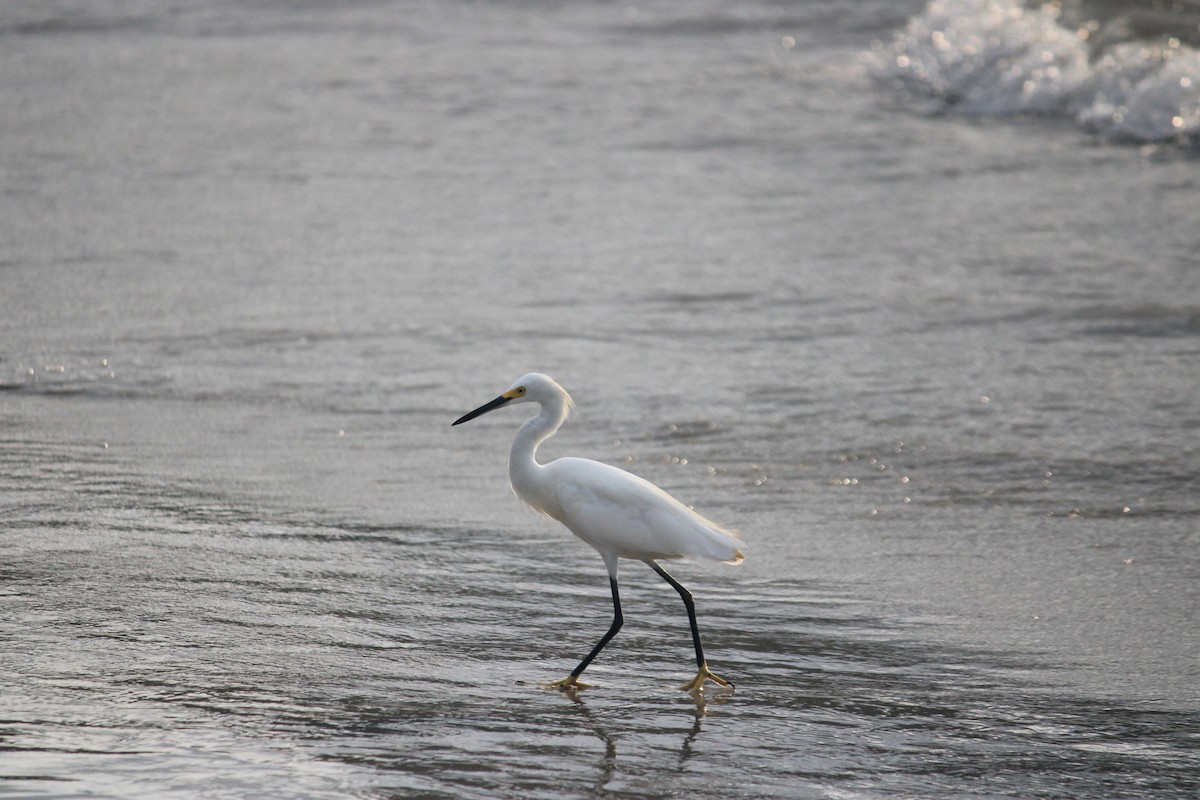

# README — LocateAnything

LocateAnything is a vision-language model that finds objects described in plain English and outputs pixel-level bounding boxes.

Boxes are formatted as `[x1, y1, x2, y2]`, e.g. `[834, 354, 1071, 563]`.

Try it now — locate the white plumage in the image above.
[546, 457, 744, 564]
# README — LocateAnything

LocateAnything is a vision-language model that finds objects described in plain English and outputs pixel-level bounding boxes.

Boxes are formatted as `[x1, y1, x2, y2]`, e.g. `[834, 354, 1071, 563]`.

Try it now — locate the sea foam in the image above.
[878, 0, 1200, 146]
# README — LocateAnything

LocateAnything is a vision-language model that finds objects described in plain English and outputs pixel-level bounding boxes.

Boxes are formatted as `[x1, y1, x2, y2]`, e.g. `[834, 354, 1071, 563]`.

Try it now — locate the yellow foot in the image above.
[542, 675, 592, 691]
[680, 664, 735, 693]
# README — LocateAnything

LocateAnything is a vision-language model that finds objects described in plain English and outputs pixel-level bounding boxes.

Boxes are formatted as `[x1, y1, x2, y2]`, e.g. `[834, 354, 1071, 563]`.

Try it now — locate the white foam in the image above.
[880, 0, 1200, 145]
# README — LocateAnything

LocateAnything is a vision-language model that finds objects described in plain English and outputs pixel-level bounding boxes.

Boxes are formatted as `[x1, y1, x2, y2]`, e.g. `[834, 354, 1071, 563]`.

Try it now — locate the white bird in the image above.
[452, 373, 744, 692]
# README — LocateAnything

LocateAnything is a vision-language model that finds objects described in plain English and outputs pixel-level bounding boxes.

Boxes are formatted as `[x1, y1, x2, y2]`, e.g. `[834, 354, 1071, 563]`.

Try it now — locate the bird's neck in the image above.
[508, 399, 568, 502]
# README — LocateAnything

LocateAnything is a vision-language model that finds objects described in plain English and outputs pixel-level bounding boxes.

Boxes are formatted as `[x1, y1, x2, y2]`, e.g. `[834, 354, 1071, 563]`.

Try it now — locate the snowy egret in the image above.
[452, 373, 744, 692]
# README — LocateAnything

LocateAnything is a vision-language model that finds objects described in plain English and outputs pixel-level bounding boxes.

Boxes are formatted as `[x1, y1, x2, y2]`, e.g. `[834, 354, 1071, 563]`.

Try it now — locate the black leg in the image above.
[648, 561, 734, 691]
[648, 562, 705, 669]
[568, 576, 623, 680]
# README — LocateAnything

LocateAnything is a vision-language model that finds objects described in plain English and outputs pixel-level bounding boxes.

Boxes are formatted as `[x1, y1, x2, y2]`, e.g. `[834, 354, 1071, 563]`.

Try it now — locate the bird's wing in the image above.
[546, 457, 743, 563]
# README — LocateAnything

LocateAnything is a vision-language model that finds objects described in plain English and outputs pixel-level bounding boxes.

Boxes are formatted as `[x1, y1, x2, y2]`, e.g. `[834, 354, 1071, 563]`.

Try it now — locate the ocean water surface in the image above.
[2, 1, 1198, 798]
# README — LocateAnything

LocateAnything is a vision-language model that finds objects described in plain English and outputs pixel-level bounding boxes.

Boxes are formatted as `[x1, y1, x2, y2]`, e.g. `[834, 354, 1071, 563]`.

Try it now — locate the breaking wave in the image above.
[877, 0, 1200, 146]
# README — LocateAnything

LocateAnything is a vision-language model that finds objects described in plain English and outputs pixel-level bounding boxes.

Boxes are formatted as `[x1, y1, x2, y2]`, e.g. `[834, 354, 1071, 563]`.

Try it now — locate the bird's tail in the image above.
[697, 520, 746, 565]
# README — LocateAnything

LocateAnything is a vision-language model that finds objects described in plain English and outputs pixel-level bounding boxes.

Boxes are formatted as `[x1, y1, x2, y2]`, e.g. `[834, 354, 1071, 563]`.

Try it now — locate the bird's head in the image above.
[452, 373, 572, 426]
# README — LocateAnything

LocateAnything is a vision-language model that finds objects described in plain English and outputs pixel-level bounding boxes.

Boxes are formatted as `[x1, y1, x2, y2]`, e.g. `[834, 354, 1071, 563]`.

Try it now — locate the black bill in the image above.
[452, 395, 512, 426]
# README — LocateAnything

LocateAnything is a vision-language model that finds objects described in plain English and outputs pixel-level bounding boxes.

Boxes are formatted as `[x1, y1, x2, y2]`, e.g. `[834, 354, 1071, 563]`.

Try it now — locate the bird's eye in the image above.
[516, 387, 526, 395]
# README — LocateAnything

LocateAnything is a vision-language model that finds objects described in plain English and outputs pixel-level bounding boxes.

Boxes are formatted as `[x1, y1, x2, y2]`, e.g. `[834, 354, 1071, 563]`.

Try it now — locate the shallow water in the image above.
[3, 1, 1199, 798]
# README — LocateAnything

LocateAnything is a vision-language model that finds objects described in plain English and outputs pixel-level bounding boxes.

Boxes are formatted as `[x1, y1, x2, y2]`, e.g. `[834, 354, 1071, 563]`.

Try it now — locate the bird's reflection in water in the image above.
[559, 687, 731, 792]
[561, 689, 618, 793]
[677, 690, 713, 769]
